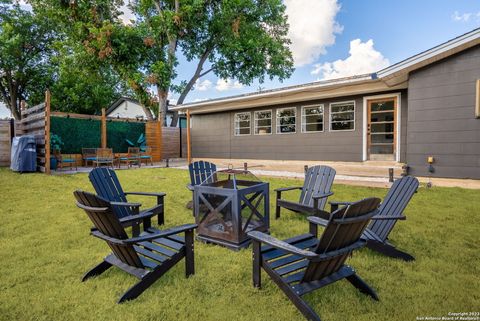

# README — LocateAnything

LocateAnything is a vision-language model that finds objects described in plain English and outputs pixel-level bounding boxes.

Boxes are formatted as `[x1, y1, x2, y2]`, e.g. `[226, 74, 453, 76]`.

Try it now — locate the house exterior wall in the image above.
[107, 101, 147, 119]
[407, 45, 480, 179]
[191, 91, 408, 162]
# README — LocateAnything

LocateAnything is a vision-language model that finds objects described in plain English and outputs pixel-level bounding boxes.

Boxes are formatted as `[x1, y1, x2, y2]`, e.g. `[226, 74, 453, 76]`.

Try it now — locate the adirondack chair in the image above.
[329, 175, 419, 261]
[140, 146, 153, 166]
[186, 161, 217, 211]
[82, 148, 97, 166]
[74, 190, 197, 303]
[275, 165, 336, 219]
[89, 167, 165, 236]
[248, 197, 381, 321]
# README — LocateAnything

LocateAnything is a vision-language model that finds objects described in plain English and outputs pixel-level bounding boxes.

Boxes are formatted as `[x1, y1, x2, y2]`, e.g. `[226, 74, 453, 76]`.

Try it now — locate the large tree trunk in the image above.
[157, 87, 168, 126]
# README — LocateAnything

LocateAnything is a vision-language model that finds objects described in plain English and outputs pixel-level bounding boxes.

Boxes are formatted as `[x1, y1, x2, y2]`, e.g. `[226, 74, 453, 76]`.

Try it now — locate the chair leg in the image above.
[275, 203, 281, 219]
[157, 196, 165, 226]
[184, 229, 195, 277]
[82, 260, 112, 281]
[346, 273, 379, 301]
[366, 240, 415, 261]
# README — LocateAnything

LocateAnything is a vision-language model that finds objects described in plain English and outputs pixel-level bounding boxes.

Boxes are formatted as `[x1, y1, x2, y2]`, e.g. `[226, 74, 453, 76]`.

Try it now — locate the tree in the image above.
[0, 3, 57, 119]
[43, 0, 294, 125]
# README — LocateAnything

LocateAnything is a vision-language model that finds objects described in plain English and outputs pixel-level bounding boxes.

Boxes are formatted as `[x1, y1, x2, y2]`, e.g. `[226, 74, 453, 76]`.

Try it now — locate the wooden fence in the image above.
[0, 120, 12, 166]
[16, 98, 50, 173]
[145, 121, 186, 161]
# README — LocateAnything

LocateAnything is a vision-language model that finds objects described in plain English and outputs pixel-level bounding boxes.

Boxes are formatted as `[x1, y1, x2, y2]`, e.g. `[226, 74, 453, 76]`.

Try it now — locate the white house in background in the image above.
[0, 102, 13, 119]
[106, 96, 181, 126]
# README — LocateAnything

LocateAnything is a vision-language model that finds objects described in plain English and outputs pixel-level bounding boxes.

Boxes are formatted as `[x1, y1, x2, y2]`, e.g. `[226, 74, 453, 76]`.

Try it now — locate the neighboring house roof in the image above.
[106, 97, 176, 116]
[172, 27, 480, 114]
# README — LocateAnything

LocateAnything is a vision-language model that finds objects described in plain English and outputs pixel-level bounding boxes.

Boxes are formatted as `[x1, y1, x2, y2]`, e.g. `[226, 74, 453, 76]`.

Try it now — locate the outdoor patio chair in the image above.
[93, 148, 114, 168]
[140, 146, 154, 166]
[118, 147, 141, 168]
[82, 148, 97, 166]
[186, 160, 217, 211]
[89, 167, 165, 236]
[53, 149, 77, 171]
[248, 197, 381, 321]
[74, 190, 197, 303]
[327, 175, 419, 261]
[275, 165, 336, 219]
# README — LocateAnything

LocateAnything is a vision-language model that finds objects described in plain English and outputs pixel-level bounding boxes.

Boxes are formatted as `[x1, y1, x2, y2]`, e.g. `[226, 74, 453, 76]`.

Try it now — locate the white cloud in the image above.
[285, 0, 343, 66]
[193, 98, 207, 102]
[311, 39, 390, 80]
[452, 11, 472, 22]
[215, 79, 243, 92]
[194, 79, 212, 91]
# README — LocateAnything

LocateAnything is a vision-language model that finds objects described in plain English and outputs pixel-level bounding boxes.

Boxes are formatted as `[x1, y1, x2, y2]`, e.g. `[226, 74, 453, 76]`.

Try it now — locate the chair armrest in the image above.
[91, 230, 124, 245]
[307, 216, 329, 227]
[274, 186, 303, 192]
[248, 231, 318, 259]
[110, 201, 142, 209]
[119, 211, 157, 225]
[312, 191, 334, 199]
[124, 192, 166, 198]
[371, 215, 406, 221]
[329, 201, 353, 206]
[124, 224, 198, 244]
[186, 184, 194, 192]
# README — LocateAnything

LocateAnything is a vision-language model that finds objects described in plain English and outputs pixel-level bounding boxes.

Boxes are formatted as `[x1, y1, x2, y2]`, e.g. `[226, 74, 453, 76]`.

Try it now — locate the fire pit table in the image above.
[193, 169, 270, 250]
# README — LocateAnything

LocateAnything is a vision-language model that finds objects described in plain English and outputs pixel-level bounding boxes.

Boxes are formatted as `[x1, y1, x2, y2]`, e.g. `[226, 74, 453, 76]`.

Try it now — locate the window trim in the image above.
[234, 112, 251, 136]
[301, 104, 324, 133]
[276, 107, 297, 134]
[329, 101, 356, 132]
[254, 109, 273, 136]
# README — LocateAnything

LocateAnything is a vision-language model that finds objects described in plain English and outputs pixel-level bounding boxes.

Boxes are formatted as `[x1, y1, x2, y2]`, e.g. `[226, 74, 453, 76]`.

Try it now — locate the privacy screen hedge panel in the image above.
[106, 121, 145, 153]
[50, 116, 101, 154]
[50, 117, 145, 153]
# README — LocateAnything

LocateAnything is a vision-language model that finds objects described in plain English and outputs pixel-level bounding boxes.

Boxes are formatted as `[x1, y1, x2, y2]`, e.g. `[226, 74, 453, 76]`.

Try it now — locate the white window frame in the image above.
[254, 110, 273, 135]
[234, 112, 251, 136]
[301, 104, 324, 133]
[329, 101, 356, 132]
[276, 107, 297, 134]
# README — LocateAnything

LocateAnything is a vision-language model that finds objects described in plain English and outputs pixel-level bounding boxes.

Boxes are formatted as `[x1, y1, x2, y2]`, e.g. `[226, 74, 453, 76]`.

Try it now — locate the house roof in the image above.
[171, 27, 480, 114]
[106, 96, 175, 115]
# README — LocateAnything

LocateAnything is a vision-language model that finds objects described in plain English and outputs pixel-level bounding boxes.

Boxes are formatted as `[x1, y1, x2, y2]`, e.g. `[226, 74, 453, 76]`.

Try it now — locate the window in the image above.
[301, 105, 324, 133]
[330, 101, 355, 131]
[254, 110, 272, 135]
[276, 107, 296, 134]
[234, 112, 251, 136]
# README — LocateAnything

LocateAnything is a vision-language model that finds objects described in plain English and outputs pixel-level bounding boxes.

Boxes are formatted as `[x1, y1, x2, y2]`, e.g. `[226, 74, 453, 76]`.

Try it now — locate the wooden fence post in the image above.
[186, 110, 191, 164]
[44, 90, 51, 175]
[101, 108, 107, 148]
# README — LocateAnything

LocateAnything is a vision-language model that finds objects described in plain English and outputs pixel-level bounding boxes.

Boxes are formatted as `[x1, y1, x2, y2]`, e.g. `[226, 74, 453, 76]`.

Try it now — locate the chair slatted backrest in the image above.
[369, 176, 419, 241]
[302, 197, 381, 282]
[96, 148, 113, 161]
[89, 168, 130, 218]
[74, 190, 144, 268]
[128, 147, 140, 157]
[189, 161, 217, 186]
[299, 165, 336, 210]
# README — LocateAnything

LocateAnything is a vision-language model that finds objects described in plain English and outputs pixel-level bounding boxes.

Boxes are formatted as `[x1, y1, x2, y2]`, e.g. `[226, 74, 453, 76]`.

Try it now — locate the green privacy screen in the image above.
[50, 116, 145, 154]
[106, 121, 145, 153]
[50, 116, 101, 154]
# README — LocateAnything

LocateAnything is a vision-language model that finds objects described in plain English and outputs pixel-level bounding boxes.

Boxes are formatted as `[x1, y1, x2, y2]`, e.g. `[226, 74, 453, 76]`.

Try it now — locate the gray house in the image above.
[172, 28, 480, 179]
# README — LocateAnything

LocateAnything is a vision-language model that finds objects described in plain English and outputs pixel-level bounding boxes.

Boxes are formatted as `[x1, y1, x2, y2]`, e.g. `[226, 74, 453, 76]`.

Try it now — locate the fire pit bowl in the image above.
[193, 169, 270, 250]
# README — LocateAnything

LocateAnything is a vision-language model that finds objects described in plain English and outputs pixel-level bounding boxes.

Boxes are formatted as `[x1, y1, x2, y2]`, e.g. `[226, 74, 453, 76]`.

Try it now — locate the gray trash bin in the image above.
[10, 135, 37, 172]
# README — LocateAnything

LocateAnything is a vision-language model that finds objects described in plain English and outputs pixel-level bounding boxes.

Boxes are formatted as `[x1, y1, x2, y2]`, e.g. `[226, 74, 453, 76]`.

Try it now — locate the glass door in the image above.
[368, 98, 396, 161]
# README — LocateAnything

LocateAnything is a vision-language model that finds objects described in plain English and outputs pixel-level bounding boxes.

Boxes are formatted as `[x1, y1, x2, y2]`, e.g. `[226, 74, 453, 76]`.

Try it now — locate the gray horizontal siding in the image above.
[406, 44, 480, 179]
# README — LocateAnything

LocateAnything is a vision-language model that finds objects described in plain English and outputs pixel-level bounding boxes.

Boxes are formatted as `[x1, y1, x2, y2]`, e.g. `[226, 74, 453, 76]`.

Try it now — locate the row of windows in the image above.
[234, 102, 355, 136]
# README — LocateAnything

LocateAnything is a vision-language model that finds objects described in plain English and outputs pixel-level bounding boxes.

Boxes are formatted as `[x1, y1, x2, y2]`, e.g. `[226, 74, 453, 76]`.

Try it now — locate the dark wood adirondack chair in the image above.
[186, 160, 217, 211]
[275, 165, 336, 219]
[248, 197, 381, 321]
[74, 190, 197, 303]
[329, 175, 419, 261]
[89, 167, 165, 236]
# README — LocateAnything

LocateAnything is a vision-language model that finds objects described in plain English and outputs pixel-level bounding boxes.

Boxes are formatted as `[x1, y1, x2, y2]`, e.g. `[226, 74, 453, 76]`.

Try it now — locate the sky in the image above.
[1, 0, 480, 117]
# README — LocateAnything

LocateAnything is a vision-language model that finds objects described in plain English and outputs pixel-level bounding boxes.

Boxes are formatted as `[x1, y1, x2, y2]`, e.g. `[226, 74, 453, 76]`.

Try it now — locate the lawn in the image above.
[0, 167, 479, 321]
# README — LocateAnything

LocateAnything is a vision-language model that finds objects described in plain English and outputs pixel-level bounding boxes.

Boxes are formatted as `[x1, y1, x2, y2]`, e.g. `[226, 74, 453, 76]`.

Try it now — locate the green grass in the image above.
[0, 167, 479, 321]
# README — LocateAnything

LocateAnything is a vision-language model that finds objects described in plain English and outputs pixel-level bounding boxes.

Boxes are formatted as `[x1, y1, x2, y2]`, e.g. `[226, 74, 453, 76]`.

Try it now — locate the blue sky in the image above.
[1, 0, 480, 117]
